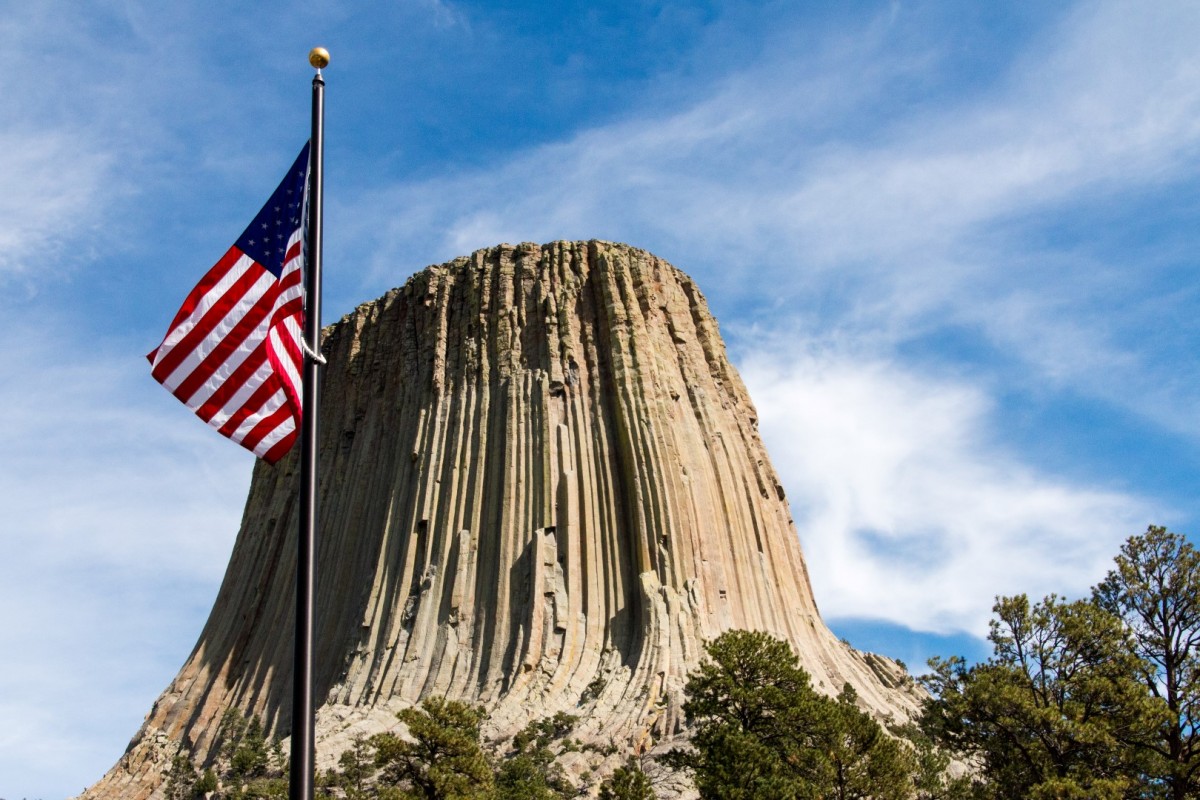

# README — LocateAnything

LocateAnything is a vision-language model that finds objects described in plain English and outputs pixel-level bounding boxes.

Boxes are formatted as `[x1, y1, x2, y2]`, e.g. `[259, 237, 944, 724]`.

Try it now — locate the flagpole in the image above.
[291, 46, 328, 800]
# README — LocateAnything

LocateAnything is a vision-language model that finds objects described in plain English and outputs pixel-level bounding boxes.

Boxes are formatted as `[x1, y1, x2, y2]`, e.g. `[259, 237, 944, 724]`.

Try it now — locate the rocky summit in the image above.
[83, 240, 920, 798]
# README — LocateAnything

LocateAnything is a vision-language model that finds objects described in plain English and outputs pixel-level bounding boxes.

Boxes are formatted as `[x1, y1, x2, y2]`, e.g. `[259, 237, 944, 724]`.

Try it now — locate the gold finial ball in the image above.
[309, 47, 330, 69]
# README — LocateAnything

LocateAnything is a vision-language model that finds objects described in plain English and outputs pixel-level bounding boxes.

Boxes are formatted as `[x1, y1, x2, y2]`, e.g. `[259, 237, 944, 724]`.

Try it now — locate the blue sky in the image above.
[2, 1, 1198, 797]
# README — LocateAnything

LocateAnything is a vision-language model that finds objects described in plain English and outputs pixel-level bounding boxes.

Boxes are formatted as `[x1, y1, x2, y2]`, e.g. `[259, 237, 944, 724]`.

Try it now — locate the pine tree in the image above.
[598, 758, 656, 800]
[921, 594, 1157, 799]
[164, 752, 200, 800]
[816, 685, 914, 800]
[495, 713, 577, 800]
[1094, 526, 1200, 800]
[371, 697, 495, 800]
[665, 629, 917, 799]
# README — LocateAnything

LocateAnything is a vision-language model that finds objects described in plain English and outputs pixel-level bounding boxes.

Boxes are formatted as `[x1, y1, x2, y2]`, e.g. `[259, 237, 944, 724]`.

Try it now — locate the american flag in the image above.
[148, 144, 310, 463]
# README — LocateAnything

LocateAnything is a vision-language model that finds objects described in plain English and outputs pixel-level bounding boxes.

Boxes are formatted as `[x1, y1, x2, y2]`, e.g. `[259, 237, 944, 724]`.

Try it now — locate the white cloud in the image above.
[0, 321, 251, 796]
[0, 327, 250, 574]
[354, 0, 1200, 269]
[341, 0, 1200, 439]
[419, 0, 470, 30]
[0, 6, 153, 287]
[740, 343, 1158, 635]
[0, 131, 112, 283]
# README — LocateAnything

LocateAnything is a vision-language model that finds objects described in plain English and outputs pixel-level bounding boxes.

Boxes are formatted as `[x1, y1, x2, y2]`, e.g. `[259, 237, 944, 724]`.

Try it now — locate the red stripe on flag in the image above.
[194, 340, 269, 423]
[172, 286, 282, 407]
[147, 246, 245, 361]
[240, 402, 295, 454]
[275, 321, 303, 368]
[172, 282, 282, 404]
[150, 253, 266, 384]
[217, 376, 278, 439]
[262, 429, 298, 464]
[268, 330, 303, 416]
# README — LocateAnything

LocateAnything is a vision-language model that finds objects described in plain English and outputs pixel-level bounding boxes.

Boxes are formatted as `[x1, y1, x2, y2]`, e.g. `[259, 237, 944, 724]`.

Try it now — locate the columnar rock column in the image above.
[83, 241, 919, 798]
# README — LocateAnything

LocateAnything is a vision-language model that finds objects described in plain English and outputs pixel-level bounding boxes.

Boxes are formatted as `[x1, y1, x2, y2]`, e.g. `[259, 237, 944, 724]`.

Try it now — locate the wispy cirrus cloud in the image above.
[0, 131, 112, 284]
[0, 319, 250, 792]
[338, 0, 1200, 438]
[739, 343, 1159, 635]
[351, 1, 1200, 269]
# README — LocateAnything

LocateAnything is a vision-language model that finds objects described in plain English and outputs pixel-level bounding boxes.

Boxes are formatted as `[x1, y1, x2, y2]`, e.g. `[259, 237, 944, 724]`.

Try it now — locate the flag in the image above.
[148, 144, 310, 463]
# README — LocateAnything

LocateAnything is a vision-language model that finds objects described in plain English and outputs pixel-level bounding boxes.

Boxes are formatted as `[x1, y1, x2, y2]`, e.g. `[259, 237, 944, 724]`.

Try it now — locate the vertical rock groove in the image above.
[83, 241, 920, 799]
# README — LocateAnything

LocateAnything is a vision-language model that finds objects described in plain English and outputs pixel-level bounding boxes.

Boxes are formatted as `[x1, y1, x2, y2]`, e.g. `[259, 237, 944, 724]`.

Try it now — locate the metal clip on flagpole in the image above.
[291, 45, 329, 800]
[301, 338, 327, 365]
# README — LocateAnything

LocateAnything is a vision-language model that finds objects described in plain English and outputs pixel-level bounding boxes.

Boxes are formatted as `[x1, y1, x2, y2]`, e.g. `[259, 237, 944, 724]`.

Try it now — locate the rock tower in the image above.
[84, 241, 919, 798]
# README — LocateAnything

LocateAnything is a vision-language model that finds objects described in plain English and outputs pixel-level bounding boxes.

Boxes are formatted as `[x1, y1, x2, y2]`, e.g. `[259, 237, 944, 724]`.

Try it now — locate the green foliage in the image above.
[372, 696, 495, 800]
[598, 758, 656, 800]
[195, 769, 219, 794]
[167, 710, 288, 800]
[580, 676, 607, 704]
[164, 752, 200, 800]
[892, 724, 974, 800]
[229, 715, 272, 780]
[921, 594, 1157, 799]
[237, 776, 289, 799]
[922, 527, 1200, 798]
[223, 712, 288, 798]
[495, 713, 579, 800]
[815, 684, 915, 800]
[323, 735, 377, 799]
[510, 712, 579, 754]
[665, 629, 919, 800]
[495, 753, 564, 800]
[1094, 525, 1200, 800]
[164, 526, 1200, 800]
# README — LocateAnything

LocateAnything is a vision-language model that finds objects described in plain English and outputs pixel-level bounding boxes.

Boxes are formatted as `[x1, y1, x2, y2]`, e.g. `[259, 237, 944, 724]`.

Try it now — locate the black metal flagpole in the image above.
[291, 46, 328, 800]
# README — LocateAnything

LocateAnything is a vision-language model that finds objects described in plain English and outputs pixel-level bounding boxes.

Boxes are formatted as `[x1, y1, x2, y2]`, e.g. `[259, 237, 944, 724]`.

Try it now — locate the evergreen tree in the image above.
[167, 711, 288, 799]
[892, 724, 975, 800]
[494, 754, 563, 800]
[1094, 526, 1200, 800]
[598, 758, 656, 800]
[216, 710, 288, 798]
[372, 697, 495, 800]
[665, 629, 917, 799]
[164, 752, 200, 800]
[921, 594, 1157, 799]
[495, 713, 578, 800]
[328, 734, 377, 799]
[229, 715, 272, 781]
[816, 685, 914, 800]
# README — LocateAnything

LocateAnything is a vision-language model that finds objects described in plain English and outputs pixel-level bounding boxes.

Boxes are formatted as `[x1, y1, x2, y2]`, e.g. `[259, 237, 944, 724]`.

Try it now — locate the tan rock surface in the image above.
[82, 241, 920, 798]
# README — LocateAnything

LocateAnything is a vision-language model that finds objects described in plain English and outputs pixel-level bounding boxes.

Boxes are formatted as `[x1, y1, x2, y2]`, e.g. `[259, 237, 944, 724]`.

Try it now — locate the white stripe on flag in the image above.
[229, 388, 288, 444]
[160, 270, 276, 393]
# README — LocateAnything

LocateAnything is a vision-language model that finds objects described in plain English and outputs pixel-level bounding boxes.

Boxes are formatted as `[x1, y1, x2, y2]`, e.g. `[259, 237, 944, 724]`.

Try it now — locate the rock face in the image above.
[83, 241, 919, 798]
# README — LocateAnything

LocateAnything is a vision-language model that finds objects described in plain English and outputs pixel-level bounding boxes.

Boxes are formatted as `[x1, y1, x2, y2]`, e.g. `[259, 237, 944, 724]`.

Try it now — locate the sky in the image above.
[2, 1, 1198, 796]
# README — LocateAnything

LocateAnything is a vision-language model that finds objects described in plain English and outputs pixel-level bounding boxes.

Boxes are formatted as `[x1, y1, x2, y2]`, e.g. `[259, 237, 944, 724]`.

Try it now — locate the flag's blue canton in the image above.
[235, 143, 310, 278]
